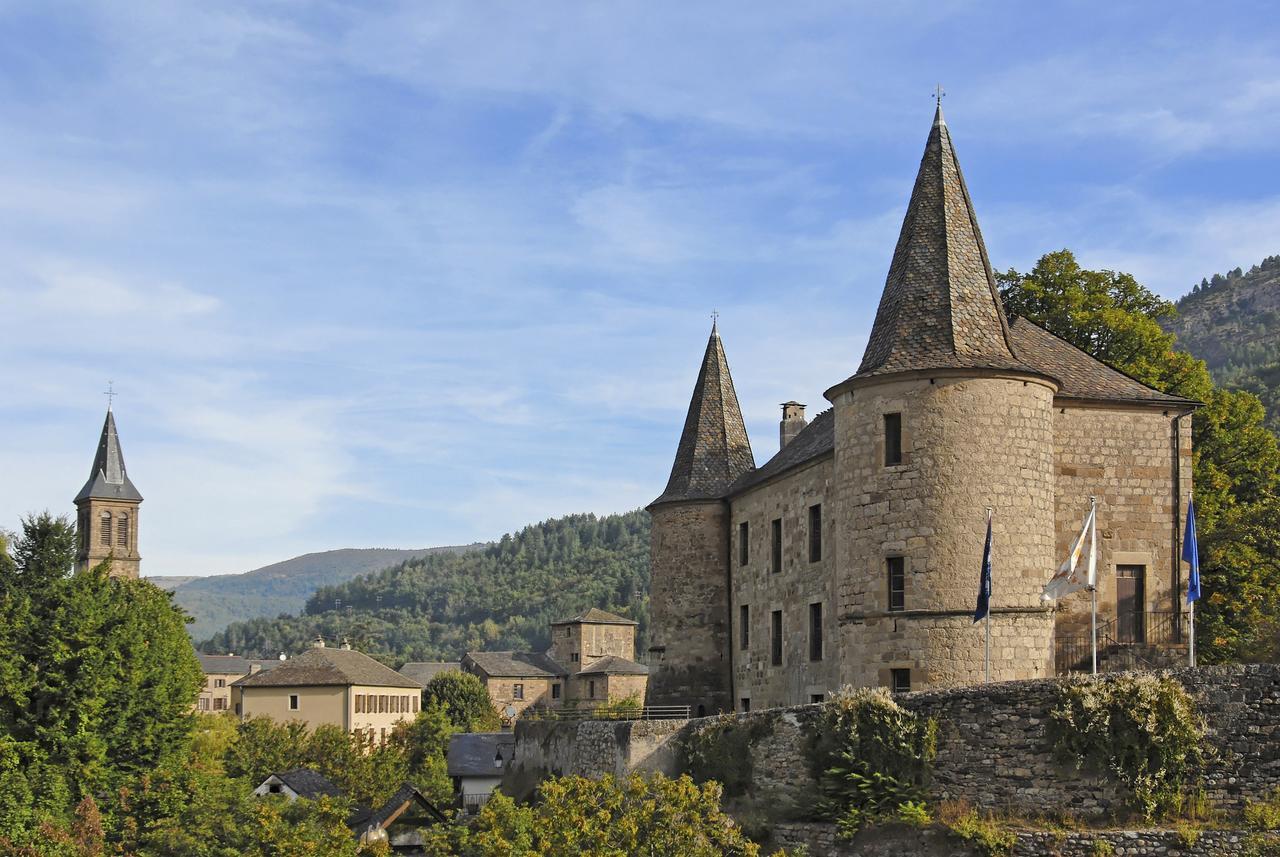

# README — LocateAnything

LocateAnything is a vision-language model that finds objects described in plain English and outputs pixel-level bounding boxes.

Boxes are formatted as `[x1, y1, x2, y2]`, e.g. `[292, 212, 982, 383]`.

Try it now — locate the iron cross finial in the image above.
[935, 83, 945, 105]
[104, 381, 116, 411]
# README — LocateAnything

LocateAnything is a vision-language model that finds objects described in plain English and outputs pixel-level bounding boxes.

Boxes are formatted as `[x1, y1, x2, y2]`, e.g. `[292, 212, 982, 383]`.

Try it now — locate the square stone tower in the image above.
[74, 408, 143, 579]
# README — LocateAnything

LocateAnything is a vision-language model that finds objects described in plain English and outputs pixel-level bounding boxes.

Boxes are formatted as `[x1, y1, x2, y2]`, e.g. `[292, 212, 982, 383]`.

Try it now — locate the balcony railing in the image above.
[1054, 611, 1188, 676]
[524, 704, 691, 722]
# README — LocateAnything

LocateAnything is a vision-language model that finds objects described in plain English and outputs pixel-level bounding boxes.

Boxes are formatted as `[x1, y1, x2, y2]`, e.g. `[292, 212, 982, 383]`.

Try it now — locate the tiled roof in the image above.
[577, 655, 649, 676]
[448, 732, 517, 777]
[851, 105, 1039, 383]
[1009, 318, 1198, 405]
[197, 653, 254, 675]
[650, 324, 755, 505]
[269, 768, 343, 800]
[233, 646, 422, 689]
[463, 651, 565, 679]
[75, 409, 143, 503]
[364, 783, 450, 830]
[552, 607, 638, 626]
[729, 408, 835, 496]
[398, 662, 458, 685]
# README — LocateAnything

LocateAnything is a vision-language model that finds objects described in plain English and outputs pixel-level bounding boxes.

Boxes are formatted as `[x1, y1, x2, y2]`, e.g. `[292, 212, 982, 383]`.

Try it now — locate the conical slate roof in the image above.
[650, 323, 755, 506]
[75, 409, 143, 503]
[854, 104, 1039, 381]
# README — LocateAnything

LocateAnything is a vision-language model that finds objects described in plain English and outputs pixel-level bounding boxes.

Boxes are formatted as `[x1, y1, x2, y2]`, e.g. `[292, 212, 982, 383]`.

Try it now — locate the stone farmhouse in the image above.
[646, 105, 1197, 716]
[232, 638, 423, 744]
[462, 608, 649, 720]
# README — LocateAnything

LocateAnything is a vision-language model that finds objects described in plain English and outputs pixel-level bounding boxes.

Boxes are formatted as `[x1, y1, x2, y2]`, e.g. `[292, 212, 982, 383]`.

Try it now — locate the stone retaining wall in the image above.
[505, 664, 1280, 819]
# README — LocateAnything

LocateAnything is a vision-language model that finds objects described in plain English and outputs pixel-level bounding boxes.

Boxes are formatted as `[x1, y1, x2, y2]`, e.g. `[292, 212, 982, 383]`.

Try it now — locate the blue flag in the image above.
[974, 512, 992, 623]
[1184, 499, 1200, 604]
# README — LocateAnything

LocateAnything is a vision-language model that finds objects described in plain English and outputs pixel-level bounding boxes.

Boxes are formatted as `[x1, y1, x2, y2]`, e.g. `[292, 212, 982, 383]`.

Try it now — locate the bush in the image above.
[941, 805, 1017, 857]
[804, 687, 937, 829]
[1047, 674, 1205, 820]
[897, 800, 932, 827]
[423, 672, 502, 732]
[1245, 789, 1280, 831]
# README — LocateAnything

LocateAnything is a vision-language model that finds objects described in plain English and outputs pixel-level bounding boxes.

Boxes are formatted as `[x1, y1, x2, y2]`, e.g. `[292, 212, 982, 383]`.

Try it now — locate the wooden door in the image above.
[1116, 565, 1146, 643]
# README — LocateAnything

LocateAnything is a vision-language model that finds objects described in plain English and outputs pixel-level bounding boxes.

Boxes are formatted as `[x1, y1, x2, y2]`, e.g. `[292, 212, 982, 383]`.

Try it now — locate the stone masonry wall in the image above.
[508, 665, 1280, 821]
[1053, 407, 1193, 640]
[832, 374, 1057, 690]
[730, 454, 840, 710]
[647, 501, 733, 715]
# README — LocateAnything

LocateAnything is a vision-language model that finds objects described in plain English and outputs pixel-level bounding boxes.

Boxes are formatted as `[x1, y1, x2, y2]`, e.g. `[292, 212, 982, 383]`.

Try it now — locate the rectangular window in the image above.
[215, 678, 226, 688]
[588, 680, 596, 699]
[884, 413, 903, 466]
[891, 668, 911, 694]
[770, 610, 783, 666]
[809, 602, 823, 662]
[552, 683, 561, 700]
[289, 694, 299, 711]
[739, 605, 749, 650]
[379, 694, 388, 713]
[213, 697, 226, 711]
[810, 694, 825, 704]
[198, 698, 209, 711]
[413, 695, 419, 713]
[808, 504, 822, 562]
[571, 652, 580, 663]
[117, 514, 129, 547]
[771, 518, 782, 574]
[513, 683, 524, 700]
[738, 521, 749, 566]
[100, 513, 112, 546]
[355, 694, 364, 714]
[888, 557, 906, 612]
[740, 698, 750, 712]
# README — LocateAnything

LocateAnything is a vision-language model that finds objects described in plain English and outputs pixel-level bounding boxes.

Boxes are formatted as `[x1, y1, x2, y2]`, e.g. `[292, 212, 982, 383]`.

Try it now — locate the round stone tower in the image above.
[646, 322, 755, 715]
[825, 104, 1058, 689]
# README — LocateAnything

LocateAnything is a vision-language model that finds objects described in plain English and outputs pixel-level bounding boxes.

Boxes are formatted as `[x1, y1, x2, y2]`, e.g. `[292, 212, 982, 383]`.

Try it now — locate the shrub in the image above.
[1090, 840, 1115, 857]
[804, 687, 937, 829]
[945, 808, 1017, 857]
[897, 800, 932, 827]
[1245, 789, 1280, 831]
[1047, 674, 1205, 819]
[678, 714, 774, 799]
[423, 671, 502, 732]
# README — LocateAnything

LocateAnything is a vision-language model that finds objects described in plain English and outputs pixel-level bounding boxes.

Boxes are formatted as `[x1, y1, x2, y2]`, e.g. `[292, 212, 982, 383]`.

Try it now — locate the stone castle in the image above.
[646, 105, 1197, 715]
[74, 407, 143, 579]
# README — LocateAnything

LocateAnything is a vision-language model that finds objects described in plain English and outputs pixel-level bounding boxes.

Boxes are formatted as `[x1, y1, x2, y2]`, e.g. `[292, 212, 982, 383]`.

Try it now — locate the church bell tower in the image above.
[74, 406, 143, 578]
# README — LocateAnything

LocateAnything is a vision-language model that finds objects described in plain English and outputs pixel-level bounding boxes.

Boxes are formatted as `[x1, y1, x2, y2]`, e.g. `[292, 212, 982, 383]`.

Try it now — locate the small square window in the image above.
[891, 668, 911, 694]
[571, 652, 580, 663]
[810, 694, 824, 704]
[289, 694, 299, 711]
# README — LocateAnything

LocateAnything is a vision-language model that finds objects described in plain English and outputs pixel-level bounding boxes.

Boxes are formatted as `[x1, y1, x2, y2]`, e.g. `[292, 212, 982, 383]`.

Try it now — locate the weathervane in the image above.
[104, 381, 116, 411]
[934, 83, 945, 105]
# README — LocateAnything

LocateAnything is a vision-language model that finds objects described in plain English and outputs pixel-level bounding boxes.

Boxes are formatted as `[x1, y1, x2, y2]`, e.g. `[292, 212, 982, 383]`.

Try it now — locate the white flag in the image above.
[1042, 505, 1096, 603]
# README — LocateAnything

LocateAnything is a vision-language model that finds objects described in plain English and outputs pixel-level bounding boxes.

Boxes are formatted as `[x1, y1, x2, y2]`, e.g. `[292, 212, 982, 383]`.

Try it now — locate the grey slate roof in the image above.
[448, 732, 517, 777]
[399, 662, 458, 685]
[650, 323, 756, 506]
[463, 651, 565, 679]
[270, 768, 343, 800]
[75, 409, 143, 503]
[577, 655, 649, 676]
[1009, 318, 1198, 406]
[233, 646, 422, 689]
[851, 104, 1041, 384]
[552, 607, 638, 626]
[729, 408, 835, 496]
[197, 653, 254, 675]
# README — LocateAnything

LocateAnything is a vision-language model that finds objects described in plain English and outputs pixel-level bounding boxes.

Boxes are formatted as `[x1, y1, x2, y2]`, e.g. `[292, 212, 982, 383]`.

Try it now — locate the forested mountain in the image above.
[172, 545, 481, 641]
[1165, 255, 1280, 429]
[199, 510, 650, 664]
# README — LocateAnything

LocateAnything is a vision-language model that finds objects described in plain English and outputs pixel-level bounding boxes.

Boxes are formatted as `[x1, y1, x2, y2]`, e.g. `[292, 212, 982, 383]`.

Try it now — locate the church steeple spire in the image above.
[76, 409, 143, 504]
[75, 407, 143, 578]
[853, 105, 1030, 380]
[650, 321, 754, 506]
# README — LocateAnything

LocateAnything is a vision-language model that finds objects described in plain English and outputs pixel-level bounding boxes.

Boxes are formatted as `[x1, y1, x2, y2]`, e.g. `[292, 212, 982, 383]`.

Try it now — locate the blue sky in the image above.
[2, 2, 1278, 576]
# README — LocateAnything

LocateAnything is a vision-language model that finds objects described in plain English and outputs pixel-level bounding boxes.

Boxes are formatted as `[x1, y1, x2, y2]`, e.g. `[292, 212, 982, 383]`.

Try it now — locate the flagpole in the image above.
[985, 507, 992, 683]
[1189, 598, 1196, 668]
[1090, 496, 1098, 676]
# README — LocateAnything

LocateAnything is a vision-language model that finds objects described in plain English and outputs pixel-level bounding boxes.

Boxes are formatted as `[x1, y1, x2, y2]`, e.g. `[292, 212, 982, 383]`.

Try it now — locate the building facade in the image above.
[646, 106, 1197, 714]
[195, 653, 281, 713]
[74, 408, 142, 578]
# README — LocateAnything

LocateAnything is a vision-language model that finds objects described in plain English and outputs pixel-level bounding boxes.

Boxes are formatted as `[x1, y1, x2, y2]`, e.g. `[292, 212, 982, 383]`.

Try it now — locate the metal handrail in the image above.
[1054, 611, 1189, 675]
[524, 704, 691, 722]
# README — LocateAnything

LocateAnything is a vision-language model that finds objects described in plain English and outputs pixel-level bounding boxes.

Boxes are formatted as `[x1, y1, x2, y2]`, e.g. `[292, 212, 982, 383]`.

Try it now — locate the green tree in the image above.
[468, 773, 763, 857]
[999, 251, 1280, 662]
[423, 671, 502, 732]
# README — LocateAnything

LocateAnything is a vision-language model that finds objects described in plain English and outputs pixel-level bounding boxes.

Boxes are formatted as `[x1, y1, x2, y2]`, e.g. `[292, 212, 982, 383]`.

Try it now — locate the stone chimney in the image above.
[780, 401, 807, 449]
[311, 635, 325, 649]
[340, 637, 352, 651]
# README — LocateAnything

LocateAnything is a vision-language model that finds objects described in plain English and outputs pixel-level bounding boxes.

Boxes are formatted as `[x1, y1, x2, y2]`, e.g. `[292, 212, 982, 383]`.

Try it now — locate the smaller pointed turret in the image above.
[650, 323, 755, 506]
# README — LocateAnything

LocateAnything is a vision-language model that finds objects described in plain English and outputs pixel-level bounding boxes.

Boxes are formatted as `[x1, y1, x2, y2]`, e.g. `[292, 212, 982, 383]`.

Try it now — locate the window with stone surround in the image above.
[739, 521, 749, 566]
[552, 683, 561, 699]
[771, 518, 782, 574]
[513, 684, 524, 700]
[891, 668, 911, 693]
[740, 698, 750, 712]
[770, 610, 783, 666]
[355, 694, 364, 713]
[117, 513, 129, 548]
[888, 557, 906, 612]
[809, 602, 823, 661]
[588, 680, 596, 698]
[100, 511, 112, 546]
[808, 504, 822, 562]
[884, 413, 903, 466]
[740, 604, 749, 650]
[289, 694, 299, 710]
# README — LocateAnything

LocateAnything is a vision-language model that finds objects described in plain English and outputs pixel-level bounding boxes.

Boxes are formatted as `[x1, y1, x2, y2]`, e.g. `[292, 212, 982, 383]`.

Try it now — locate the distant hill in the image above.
[174, 546, 482, 641]
[198, 510, 650, 665]
[1165, 254, 1280, 429]
[147, 575, 200, 591]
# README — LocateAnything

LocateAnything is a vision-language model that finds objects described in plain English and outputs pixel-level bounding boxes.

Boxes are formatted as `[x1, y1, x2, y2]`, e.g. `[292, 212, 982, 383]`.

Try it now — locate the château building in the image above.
[646, 106, 1197, 715]
[75, 407, 143, 578]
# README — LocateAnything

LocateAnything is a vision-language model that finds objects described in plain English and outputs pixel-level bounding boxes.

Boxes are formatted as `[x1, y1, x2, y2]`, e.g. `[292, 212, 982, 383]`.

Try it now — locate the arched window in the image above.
[117, 513, 129, 548]
[100, 512, 112, 546]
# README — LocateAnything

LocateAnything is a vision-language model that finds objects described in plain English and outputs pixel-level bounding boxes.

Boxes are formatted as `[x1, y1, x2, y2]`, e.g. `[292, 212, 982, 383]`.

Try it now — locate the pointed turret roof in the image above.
[650, 323, 755, 506]
[75, 409, 143, 503]
[852, 104, 1039, 381]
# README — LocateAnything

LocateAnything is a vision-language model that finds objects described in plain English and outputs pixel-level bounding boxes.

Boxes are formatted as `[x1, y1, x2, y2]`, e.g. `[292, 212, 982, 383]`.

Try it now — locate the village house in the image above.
[232, 638, 423, 744]
[446, 732, 515, 813]
[461, 608, 649, 720]
[195, 653, 280, 714]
